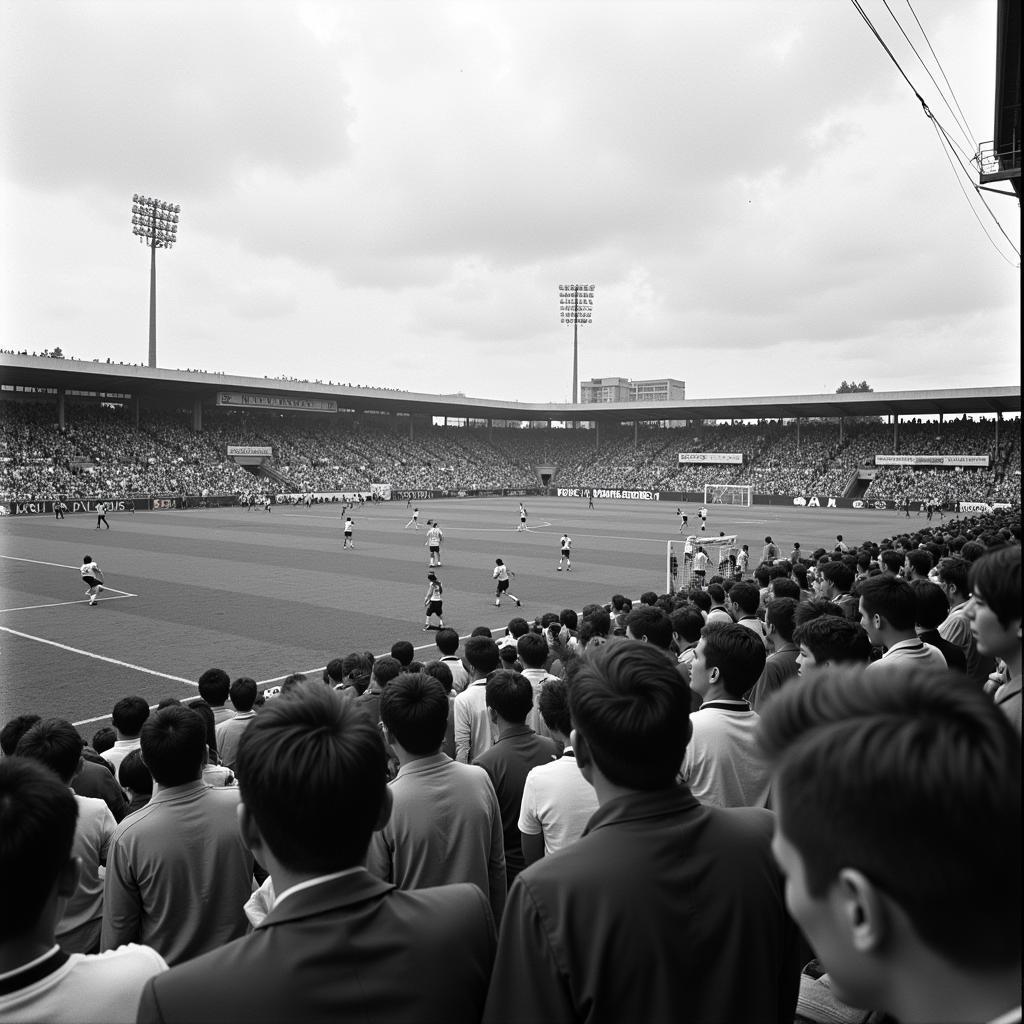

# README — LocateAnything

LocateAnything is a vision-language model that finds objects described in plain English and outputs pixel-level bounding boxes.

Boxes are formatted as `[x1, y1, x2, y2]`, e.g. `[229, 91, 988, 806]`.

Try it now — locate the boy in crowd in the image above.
[750, 597, 800, 710]
[793, 616, 873, 680]
[858, 575, 947, 676]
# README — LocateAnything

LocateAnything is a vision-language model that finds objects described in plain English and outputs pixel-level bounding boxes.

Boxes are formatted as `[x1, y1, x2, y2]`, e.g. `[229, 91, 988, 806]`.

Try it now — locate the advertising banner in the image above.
[556, 487, 659, 501]
[227, 445, 273, 457]
[217, 392, 338, 413]
[874, 454, 989, 467]
[677, 452, 743, 465]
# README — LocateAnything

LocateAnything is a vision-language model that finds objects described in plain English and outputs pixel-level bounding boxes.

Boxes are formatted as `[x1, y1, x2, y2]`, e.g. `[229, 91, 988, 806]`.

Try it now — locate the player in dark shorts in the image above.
[423, 572, 444, 630]
[493, 558, 522, 608]
[80, 554, 104, 606]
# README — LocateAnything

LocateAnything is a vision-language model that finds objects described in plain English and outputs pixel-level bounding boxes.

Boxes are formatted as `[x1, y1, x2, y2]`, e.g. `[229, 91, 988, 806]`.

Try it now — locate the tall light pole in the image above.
[131, 194, 180, 368]
[559, 283, 594, 404]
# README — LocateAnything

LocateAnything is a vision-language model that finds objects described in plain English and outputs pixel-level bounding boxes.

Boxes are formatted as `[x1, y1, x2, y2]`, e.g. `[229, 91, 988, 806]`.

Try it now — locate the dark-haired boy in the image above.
[136, 684, 495, 1023]
[858, 575, 947, 676]
[681, 623, 770, 808]
[910, 579, 967, 672]
[367, 673, 506, 924]
[750, 597, 800, 711]
[197, 668, 233, 727]
[215, 677, 258, 770]
[0, 759, 166, 1021]
[473, 671, 560, 887]
[435, 628, 470, 693]
[106, 696, 150, 776]
[454, 636, 501, 763]
[483, 641, 799, 1023]
[759, 666, 1021, 1024]
[793, 617, 872, 679]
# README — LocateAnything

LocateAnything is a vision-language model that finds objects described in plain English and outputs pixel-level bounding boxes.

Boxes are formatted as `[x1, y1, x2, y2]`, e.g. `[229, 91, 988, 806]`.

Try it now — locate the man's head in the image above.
[858, 574, 916, 645]
[380, 672, 449, 756]
[768, 577, 801, 602]
[434, 627, 460, 657]
[903, 549, 933, 580]
[422, 660, 454, 695]
[566, 640, 692, 791]
[765, 597, 798, 647]
[706, 583, 726, 607]
[139, 705, 207, 787]
[0, 758, 79, 943]
[935, 555, 970, 604]
[670, 607, 704, 647]
[538, 677, 571, 740]
[792, 617, 873, 677]
[909, 579, 949, 632]
[323, 658, 346, 687]
[516, 631, 549, 670]
[197, 668, 231, 707]
[118, 749, 153, 797]
[506, 617, 530, 640]
[14, 718, 84, 784]
[690, 622, 767, 699]
[229, 677, 258, 713]
[237, 684, 388, 874]
[624, 606, 673, 649]
[0, 714, 41, 757]
[111, 695, 150, 739]
[371, 656, 403, 690]
[820, 562, 854, 597]
[485, 670, 534, 726]
[390, 641, 415, 668]
[464, 636, 500, 678]
[968, 545, 1022, 662]
[727, 582, 760, 618]
[879, 550, 904, 577]
[759, 666, 1021, 1013]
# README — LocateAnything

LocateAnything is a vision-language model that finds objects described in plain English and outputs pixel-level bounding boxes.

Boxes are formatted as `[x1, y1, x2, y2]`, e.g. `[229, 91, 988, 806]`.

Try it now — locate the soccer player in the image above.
[343, 517, 355, 548]
[493, 559, 521, 608]
[54, 501, 67, 520]
[516, 504, 528, 532]
[557, 534, 572, 572]
[80, 554, 104, 607]
[95, 501, 110, 529]
[423, 572, 445, 631]
[405, 507, 420, 529]
[692, 546, 709, 588]
[698, 505, 708, 532]
[425, 521, 443, 567]
[678, 508, 689, 534]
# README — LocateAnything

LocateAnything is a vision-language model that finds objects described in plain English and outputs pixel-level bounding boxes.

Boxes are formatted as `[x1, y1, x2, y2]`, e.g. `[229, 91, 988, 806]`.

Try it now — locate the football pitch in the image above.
[1, 496, 911, 732]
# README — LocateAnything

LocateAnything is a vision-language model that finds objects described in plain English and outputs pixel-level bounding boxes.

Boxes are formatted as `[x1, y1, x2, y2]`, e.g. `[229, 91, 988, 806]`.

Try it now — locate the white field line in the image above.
[1, 594, 135, 613]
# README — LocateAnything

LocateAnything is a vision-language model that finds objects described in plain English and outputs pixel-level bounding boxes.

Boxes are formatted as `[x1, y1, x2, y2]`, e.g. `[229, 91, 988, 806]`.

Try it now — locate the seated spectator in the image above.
[483, 640, 800, 1023]
[0, 758, 166, 1022]
[750, 597, 800, 711]
[101, 705, 254, 965]
[135, 683, 496, 1024]
[15, 719, 117, 955]
[518, 677, 599, 866]
[473, 671, 560, 888]
[90, 726, 116, 758]
[215, 677, 258, 770]
[858, 576, 947, 676]
[794, 616, 873, 679]
[680, 623, 770, 808]
[759, 667, 1021, 1024]
[909, 579, 967, 672]
[968, 545, 1022, 735]
[367, 673, 506, 924]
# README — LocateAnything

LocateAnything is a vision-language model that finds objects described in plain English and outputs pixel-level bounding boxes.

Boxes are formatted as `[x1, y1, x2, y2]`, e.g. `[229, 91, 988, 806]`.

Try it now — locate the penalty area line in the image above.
[0, 594, 136, 613]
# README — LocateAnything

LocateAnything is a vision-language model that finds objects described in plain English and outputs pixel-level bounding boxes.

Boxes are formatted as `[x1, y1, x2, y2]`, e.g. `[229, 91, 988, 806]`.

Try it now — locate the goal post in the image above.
[703, 484, 752, 506]
[667, 534, 738, 593]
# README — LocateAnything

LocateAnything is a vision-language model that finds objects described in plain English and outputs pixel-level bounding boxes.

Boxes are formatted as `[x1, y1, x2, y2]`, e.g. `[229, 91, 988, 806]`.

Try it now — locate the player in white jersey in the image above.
[677, 508, 689, 534]
[698, 506, 708, 532]
[95, 502, 110, 529]
[80, 554, 104, 606]
[493, 558, 522, 608]
[557, 534, 573, 572]
[405, 507, 420, 529]
[425, 522, 444, 566]
[423, 572, 445, 630]
[343, 517, 355, 548]
[516, 504, 527, 532]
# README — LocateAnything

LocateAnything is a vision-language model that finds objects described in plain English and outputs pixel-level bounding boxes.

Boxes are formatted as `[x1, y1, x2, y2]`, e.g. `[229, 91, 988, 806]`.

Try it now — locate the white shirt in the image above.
[518, 751, 599, 855]
[344, 519, 354, 531]
[453, 679, 494, 763]
[493, 564, 511, 582]
[80, 561, 103, 581]
[560, 536, 572, 551]
[104, 737, 140, 776]
[59, 794, 118, 954]
[866, 638, 948, 674]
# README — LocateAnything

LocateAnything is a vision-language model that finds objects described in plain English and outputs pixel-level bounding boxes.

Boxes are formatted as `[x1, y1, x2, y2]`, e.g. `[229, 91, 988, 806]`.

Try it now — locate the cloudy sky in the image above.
[1, 0, 1018, 404]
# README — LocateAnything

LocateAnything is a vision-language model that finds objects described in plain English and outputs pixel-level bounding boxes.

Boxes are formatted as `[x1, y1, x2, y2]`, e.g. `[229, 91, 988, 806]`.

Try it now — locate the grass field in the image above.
[1, 496, 915, 733]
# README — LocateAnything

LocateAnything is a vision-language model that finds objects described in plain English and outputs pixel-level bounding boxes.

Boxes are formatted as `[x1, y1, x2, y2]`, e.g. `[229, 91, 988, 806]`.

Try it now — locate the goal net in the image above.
[666, 535, 738, 593]
[704, 484, 752, 506]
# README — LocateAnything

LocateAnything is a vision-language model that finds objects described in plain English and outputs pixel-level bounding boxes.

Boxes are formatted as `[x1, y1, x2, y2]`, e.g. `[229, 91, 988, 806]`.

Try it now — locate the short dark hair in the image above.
[706, 583, 726, 605]
[728, 582, 761, 616]
[380, 673, 449, 756]
[670, 607, 705, 644]
[700, 622, 767, 698]
[688, 590, 712, 615]
[639, 591, 658, 607]
[935, 555, 970, 597]
[567, 640, 691, 790]
[342, 651, 374, 694]
[794, 598, 845, 628]
[517, 632, 548, 669]
[464, 636, 500, 674]
[960, 540, 986, 562]
[624, 606, 673, 649]
[905, 549, 933, 577]
[324, 659, 346, 685]
[0, 714, 41, 757]
[759, 666, 1021, 968]
[765, 597, 798, 644]
[821, 562, 854, 593]
[14, 718, 84, 784]
[858, 574, 916, 631]
[485, 670, 534, 724]
[229, 677, 258, 713]
[372, 656, 404, 688]
[582, 608, 610, 639]
[112, 695, 150, 736]
[434, 627, 460, 657]
[559, 608, 578, 630]
[538, 677, 572, 737]
[422, 660, 454, 694]
[140, 705, 206, 787]
[91, 726, 116, 754]
[910, 579, 950, 630]
[793, 616, 872, 665]
[118, 748, 153, 796]
[506, 617, 531, 639]
[197, 668, 231, 706]
[970, 545, 1021, 630]
[390, 641, 415, 667]
[880, 550, 904, 574]
[0, 758, 78, 941]
[237, 685, 387, 873]
[769, 577, 801, 602]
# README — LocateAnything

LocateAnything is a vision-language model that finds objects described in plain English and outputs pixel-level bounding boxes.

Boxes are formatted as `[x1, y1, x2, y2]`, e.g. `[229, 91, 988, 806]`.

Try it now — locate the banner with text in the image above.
[226, 445, 273, 457]
[217, 392, 338, 413]
[677, 452, 744, 465]
[557, 487, 660, 501]
[874, 454, 989, 468]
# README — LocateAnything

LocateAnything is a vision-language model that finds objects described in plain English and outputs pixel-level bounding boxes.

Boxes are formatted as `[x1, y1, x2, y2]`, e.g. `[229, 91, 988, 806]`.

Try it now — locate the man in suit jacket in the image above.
[137, 683, 496, 1024]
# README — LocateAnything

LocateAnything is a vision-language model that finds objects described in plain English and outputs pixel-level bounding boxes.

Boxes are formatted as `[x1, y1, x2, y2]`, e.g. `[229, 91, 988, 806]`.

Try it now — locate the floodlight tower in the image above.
[131, 194, 180, 368]
[559, 283, 594, 404]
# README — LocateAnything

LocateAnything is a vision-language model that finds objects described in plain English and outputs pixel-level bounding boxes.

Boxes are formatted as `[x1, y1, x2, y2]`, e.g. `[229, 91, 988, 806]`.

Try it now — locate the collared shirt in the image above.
[59, 793, 117, 954]
[104, 738, 140, 777]
[273, 867, 366, 909]
[866, 637, 947, 675]
[453, 679, 494, 763]
[519, 747, 599, 856]
[215, 710, 257, 768]
[440, 655, 470, 694]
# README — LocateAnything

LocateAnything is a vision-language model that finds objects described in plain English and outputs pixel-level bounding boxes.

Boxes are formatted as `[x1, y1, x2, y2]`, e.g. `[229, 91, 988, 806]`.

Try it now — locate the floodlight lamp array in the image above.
[131, 194, 181, 248]
[559, 283, 595, 325]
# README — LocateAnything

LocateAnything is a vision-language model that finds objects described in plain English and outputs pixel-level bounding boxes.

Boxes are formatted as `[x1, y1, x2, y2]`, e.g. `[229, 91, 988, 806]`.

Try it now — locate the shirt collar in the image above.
[151, 778, 209, 801]
[395, 751, 451, 778]
[583, 786, 700, 837]
[273, 867, 366, 909]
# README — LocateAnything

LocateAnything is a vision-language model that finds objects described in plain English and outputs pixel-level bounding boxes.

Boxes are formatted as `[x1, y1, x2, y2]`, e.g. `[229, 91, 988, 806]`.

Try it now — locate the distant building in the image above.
[581, 377, 686, 404]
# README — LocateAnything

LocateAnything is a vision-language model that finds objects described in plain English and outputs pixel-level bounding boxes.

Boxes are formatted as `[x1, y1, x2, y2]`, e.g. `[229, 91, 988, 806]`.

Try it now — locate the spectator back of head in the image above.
[14, 718, 83, 784]
[140, 705, 207, 788]
[380, 672, 449, 756]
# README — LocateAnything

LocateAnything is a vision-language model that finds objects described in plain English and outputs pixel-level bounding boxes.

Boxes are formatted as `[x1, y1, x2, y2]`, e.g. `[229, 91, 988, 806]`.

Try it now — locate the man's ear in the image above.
[836, 868, 887, 954]
[571, 729, 595, 782]
[238, 802, 267, 862]
[374, 787, 394, 832]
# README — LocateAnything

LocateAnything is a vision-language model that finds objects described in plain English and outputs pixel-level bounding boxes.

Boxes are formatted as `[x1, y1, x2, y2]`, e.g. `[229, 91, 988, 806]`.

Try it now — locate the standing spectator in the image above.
[859, 576, 948, 676]
[473, 671, 560, 888]
[435, 628, 470, 694]
[214, 677, 258, 770]
[197, 668, 233, 728]
[818, 562, 859, 622]
[0, 759, 166, 1022]
[750, 597, 801, 710]
[759, 667, 1021, 1024]
[936, 556, 997, 687]
[135, 684, 495, 1024]
[793, 616, 873, 679]
[909, 579, 967, 672]
[516, 632, 559, 739]
[761, 536, 780, 564]
[367, 673, 506, 924]
[105, 696, 149, 776]
[454, 636, 500, 763]
[15, 719, 117, 955]
[518, 677, 599, 866]
[101, 705, 254, 965]
[728, 582, 769, 649]
[483, 641, 800, 1023]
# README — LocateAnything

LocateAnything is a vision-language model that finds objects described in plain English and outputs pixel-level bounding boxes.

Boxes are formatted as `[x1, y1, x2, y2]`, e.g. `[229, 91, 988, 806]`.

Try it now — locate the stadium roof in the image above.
[1, 353, 1020, 422]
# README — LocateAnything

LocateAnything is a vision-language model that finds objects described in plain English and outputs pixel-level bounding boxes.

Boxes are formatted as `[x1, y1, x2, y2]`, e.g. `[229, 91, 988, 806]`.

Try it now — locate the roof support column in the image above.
[892, 413, 898, 452]
[192, 397, 202, 432]
[634, 419, 639, 448]
[838, 416, 844, 443]
[995, 411, 1001, 450]
[133, 394, 140, 428]
[796, 417, 801, 452]
[57, 389, 65, 432]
